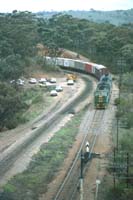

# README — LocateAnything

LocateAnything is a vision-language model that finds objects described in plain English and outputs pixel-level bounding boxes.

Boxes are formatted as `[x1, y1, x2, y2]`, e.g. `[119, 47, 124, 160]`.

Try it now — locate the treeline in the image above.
[37, 9, 133, 26]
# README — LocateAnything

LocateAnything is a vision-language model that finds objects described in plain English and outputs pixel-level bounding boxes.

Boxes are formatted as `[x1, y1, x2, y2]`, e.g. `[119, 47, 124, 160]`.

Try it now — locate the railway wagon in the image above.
[73, 60, 86, 72]
[93, 64, 108, 79]
[63, 58, 75, 68]
[56, 57, 64, 66]
[85, 62, 95, 74]
[45, 56, 57, 65]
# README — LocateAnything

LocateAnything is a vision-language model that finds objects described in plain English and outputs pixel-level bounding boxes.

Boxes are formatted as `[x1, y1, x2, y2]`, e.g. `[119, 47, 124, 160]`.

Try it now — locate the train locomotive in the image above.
[94, 74, 112, 109]
[45, 56, 112, 109]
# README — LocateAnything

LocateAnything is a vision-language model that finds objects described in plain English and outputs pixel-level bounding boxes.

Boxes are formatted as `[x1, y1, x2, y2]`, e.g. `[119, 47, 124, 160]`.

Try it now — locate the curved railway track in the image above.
[0, 74, 94, 186]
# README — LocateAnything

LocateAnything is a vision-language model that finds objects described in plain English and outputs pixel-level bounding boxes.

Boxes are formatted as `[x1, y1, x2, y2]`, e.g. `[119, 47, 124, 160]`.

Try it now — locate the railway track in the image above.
[54, 109, 105, 200]
[53, 84, 118, 200]
[0, 75, 93, 186]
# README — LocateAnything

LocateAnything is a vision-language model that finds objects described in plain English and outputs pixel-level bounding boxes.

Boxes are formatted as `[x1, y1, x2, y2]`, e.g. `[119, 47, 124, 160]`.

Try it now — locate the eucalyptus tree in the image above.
[0, 11, 39, 80]
[0, 82, 27, 130]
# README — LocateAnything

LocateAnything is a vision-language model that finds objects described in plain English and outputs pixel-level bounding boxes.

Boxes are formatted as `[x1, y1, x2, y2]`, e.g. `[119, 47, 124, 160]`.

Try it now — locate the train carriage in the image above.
[73, 60, 86, 72]
[45, 56, 57, 66]
[63, 58, 75, 68]
[85, 62, 95, 74]
[56, 57, 65, 66]
[93, 64, 108, 79]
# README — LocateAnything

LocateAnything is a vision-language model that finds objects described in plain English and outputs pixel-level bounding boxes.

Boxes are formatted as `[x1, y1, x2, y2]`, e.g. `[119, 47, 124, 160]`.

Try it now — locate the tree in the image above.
[0, 54, 24, 81]
[0, 82, 26, 130]
[0, 11, 38, 58]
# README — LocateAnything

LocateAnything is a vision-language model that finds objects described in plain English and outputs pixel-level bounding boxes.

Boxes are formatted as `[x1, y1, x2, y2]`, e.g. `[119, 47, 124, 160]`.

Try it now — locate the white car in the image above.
[10, 79, 24, 86]
[45, 82, 52, 87]
[50, 90, 58, 96]
[29, 78, 37, 84]
[55, 85, 63, 92]
[39, 83, 46, 87]
[38, 78, 47, 83]
[10, 80, 15, 84]
[50, 78, 56, 83]
[17, 79, 25, 86]
[67, 80, 74, 85]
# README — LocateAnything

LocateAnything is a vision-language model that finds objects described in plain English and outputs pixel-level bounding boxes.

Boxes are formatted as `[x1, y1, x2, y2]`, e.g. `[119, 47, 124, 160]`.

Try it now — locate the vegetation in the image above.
[0, 11, 38, 81]
[0, 110, 85, 200]
[99, 72, 133, 200]
[0, 82, 27, 130]
[21, 87, 49, 121]
[38, 13, 133, 73]
[0, 83, 50, 130]
[37, 9, 133, 25]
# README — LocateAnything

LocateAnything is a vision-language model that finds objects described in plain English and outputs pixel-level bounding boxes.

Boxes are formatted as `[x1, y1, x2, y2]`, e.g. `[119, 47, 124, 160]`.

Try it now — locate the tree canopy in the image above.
[38, 14, 133, 72]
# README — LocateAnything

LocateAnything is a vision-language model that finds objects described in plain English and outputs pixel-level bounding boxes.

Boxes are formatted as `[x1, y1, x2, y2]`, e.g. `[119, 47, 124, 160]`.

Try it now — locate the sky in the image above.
[0, 0, 133, 13]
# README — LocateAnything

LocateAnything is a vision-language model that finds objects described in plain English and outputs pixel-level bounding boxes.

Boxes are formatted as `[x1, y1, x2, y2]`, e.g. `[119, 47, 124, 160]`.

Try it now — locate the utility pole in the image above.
[116, 57, 125, 152]
[80, 150, 84, 200]
[113, 148, 116, 189]
[126, 152, 129, 188]
[116, 117, 119, 151]
[95, 179, 101, 200]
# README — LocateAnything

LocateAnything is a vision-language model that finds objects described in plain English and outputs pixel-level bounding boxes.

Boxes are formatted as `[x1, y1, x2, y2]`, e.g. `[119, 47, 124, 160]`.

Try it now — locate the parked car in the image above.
[17, 79, 25, 86]
[55, 85, 63, 92]
[10, 79, 24, 86]
[10, 80, 15, 84]
[29, 78, 37, 84]
[67, 80, 74, 85]
[45, 82, 52, 87]
[38, 78, 47, 83]
[50, 90, 58, 96]
[50, 78, 56, 83]
[39, 83, 46, 87]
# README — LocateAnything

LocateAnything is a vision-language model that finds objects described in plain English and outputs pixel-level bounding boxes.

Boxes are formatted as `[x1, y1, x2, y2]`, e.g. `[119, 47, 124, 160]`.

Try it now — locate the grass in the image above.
[21, 87, 53, 122]
[1, 109, 86, 200]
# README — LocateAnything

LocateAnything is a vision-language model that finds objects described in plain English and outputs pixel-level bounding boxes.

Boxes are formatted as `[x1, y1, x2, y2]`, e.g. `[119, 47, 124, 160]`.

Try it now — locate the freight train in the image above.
[45, 56, 112, 108]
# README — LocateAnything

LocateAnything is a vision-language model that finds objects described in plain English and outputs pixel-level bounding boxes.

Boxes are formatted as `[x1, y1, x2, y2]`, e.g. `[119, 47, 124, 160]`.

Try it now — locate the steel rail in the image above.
[54, 110, 106, 200]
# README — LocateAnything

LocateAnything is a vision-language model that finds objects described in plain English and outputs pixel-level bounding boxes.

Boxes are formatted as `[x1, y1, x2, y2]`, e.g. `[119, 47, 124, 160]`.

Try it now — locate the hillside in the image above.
[37, 9, 133, 25]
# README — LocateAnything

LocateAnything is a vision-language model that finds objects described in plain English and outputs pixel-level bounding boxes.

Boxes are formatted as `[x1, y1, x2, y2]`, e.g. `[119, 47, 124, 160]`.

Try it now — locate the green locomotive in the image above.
[94, 74, 112, 109]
